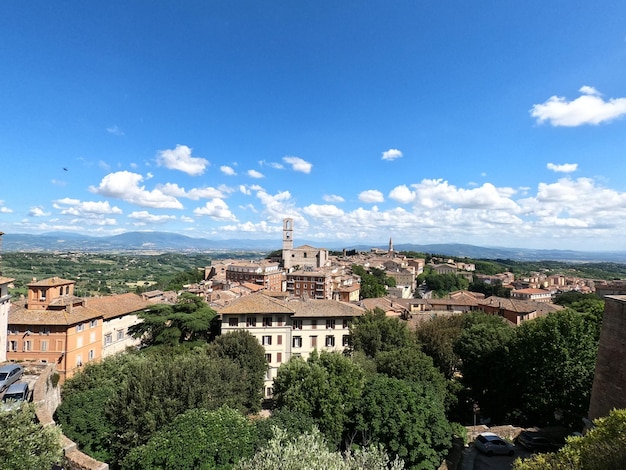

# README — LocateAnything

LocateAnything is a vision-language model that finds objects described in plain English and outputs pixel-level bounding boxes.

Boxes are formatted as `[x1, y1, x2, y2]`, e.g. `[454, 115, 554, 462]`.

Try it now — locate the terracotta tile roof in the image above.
[479, 296, 563, 314]
[219, 293, 295, 315]
[28, 277, 74, 287]
[217, 292, 364, 318]
[241, 282, 265, 292]
[9, 303, 103, 326]
[0, 276, 15, 284]
[85, 293, 152, 320]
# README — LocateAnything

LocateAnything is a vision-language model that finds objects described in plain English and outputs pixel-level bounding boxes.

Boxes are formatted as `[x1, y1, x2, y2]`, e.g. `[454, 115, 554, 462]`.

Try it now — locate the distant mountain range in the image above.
[2, 231, 626, 263]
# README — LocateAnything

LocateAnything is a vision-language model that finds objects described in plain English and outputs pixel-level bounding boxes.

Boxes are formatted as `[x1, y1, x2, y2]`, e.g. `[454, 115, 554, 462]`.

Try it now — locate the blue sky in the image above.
[1, 1, 626, 251]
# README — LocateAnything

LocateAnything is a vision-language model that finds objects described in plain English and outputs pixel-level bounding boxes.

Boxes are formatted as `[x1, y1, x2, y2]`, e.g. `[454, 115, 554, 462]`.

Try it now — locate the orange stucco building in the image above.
[7, 277, 103, 380]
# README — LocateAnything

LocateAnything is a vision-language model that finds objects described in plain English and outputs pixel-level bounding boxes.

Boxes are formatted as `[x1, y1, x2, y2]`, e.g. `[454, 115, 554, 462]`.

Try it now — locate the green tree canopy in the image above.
[350, 375, 453, 470]
[513, 409, 626, 470]
[414, 315, 465, 379]
[350, 308, 412, 358]
[272, 351, 366, 447]
[352, 265, 395, 299]
[207, 330, 268, 412]
[129, 293, 218, 347]
[122, 406, 256, 470]
[0, 404, 63, 470]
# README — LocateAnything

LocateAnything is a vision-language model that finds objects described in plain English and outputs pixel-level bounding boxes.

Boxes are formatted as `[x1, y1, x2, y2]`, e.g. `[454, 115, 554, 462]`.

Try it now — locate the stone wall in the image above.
[588, 295, 626, 420]
[30, 362, 109, 470]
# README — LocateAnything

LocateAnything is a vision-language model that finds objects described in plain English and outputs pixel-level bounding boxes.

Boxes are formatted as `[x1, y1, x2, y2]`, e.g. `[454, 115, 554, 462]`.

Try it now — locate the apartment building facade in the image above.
[219, 292, 364, 397]
[225, 262, 284, 291]
[285, 269, 333, 300]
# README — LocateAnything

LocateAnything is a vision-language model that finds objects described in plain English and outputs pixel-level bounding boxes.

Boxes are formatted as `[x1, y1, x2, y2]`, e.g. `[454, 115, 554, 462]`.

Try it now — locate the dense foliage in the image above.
[0, 404, 63, 470]
[349, 308, 412, 358]
[352, 265, 397, 299]
[513, 409, 626, 470]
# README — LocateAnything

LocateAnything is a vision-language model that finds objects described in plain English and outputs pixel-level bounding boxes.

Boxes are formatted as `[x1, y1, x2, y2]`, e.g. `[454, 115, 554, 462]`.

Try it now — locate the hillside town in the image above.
[2, 220, 626, 470]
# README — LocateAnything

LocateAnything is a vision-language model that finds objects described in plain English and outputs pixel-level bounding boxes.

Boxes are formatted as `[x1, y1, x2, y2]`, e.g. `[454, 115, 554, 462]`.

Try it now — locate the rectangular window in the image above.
[88, 349, 95, 360]
[342, 335, 351, 347]
[76, 337, 83, 348]
[310, 336, 317, 348]
[246, 316, 257, 327]
[343, 319, 350, 329]
[9, 341, 18, 352]
[265, 353, 272, 364]
[277, 335, 282, 345]
[325, 336, 335, 347]
[263, 316, 272, 327]
[41, 340, 48, 352]
[76, 355, 83, 366]
[90, 319, 98, 328]
[277, 352, 282, 363]
[326, 319, 335, 329]
[40, 289, 47, 300]
[293, 320, 302, 330]
[293, 336, 302, 348]
[311, 319, 317, 329]
[104, 334, 113, 346]
[277, 316, 284, 326]
[229, 317, 239, 327]
[76, 323, 85, 332]
[90, 332, 96, 343]
[262, 335, 272, 346]
[117, 330, 125, 341]
[24, 340, 32, 351]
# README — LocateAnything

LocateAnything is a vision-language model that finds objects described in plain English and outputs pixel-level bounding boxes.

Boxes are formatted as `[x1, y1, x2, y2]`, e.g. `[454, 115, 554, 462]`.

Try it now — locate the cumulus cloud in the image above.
[283, 156, 313, 174]
[53, 198, 123, 215]
[359, 189, 385, 203]
[28, 206, 50, 217]
[302, 204, 345, 218]
[128, 211, 176, 224]
[531, 86, 626, 126]
[382, 149, 403, 161]
[389, 185, 416, 204]
[323, 194, 345, 203]
[157, 183, 224, 200]
[413, 180, 518, 211]
[547, 163, 578, 173]
[90, 171, 183, 209]
[156, 144, 209, 175]
[221, 165, 236, 176]
[0, 201, 13, 213]
[193, 198, 237, 221]
[219, 220, 278, 233]
[180, 216, 194, 223]
[247, 169, 264, 178]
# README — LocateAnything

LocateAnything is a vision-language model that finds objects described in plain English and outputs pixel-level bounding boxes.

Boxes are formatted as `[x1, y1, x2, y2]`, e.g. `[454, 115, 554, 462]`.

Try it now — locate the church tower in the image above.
[282, 218, 294, 268]
[388, 237, 394, 256]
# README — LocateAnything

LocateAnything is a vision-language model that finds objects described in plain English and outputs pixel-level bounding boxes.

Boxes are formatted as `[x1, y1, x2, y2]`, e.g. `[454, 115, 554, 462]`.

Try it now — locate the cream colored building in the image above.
[0, 276, 14, 362]
[219, 292, 365, 397]
[85, 293, 151, 357]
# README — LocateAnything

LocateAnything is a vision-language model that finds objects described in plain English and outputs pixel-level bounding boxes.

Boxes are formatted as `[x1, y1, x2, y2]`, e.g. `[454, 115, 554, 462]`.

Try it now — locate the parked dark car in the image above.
[515, 431, 560, 453]
[475, 432, 515, 456]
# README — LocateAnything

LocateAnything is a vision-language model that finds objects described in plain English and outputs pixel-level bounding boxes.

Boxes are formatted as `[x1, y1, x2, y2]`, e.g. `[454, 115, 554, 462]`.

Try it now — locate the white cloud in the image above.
[531, 86, 626, 126]
[247, 169, 264, 178]
[389, 185, 416, 204]
[221, 165, 236, 176]
[156, 144, 209, 175]
[157, 183, 224, 200]
[99, 160, 111, 171]
[219, 221, 278, 233]
[128, 211, 176, 224]
[259, 160, 284, 169]
[0, 201, 13, 213]
[413, 179, 518, 211]
[302, 204, 345, 218]
[283, 156, 312, 174]
[106, 125, 124, 136]
[239, 185, 252, 196]
[180, 216, 194, 223]
[193, 198, 237, 221]
[358, 189, 385, 203]
[323, 194, 345, 203]
[547, 162, 578, 173]
[28, 206, 50, 217]
[381, 149, 403, 161]
[90, 171, 183, 209]
[53, 198, 123, 215]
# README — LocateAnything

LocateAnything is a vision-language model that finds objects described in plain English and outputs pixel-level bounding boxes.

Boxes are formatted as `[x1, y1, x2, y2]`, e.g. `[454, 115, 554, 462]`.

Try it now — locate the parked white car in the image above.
[474, 432, 515, 456]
